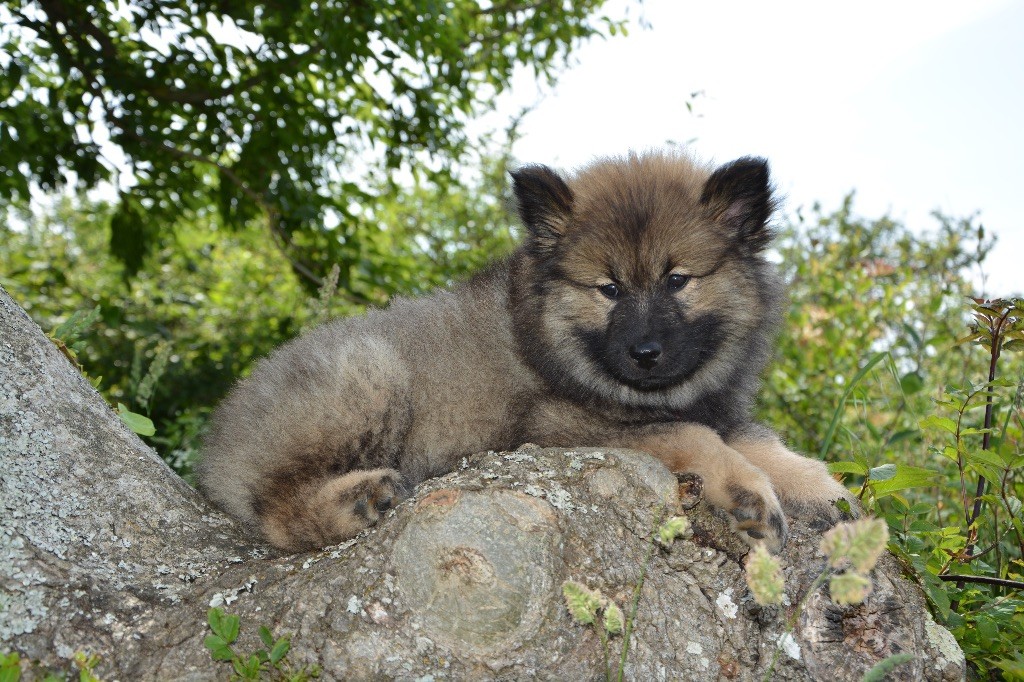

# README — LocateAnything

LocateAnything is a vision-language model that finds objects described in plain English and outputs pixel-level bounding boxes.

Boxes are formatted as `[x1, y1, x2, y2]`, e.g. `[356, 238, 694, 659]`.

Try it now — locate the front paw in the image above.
[309, 468, 408, 546]
[344, 468, 408, 526]
[781, 476, 860, 531]
[724, 480, 789, 552]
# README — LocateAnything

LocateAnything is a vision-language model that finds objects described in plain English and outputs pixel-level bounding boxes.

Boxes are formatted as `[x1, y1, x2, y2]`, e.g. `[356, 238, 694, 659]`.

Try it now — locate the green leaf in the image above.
[967, 463, 1003, 488]
[232, 654, 262, 680]
[221, 614, 240, 644]
[245, 654, 262, 678]
[835, 497, 853, 516]
[259, 625, 274, 648]
[204, 634, 235, 661]
[117, 403, 156, 436]
[963, 447, 1006, 469]
[867, 464, 896, 481]
[907, 503, 933, 515]
[885, 429, 918, 446]
[901, 322, 923, 349]
[909, 519, 938, 533]
[860, 653, 916, 681]
[208, 608, 224, 635]
[819, 351, 889, 459]
[269, 636, 291, 664]
[208, 607, 240, 644]
[0, 651, 22, 682]
[110, 194, 156, 278]
[53, 305, 102, 344]
[829, 460, 870, 476]
[899, 371, 924, 394]
[976, 615, 999, 643]
[869, 465, 939, 497]
[919, 415, 958, 435]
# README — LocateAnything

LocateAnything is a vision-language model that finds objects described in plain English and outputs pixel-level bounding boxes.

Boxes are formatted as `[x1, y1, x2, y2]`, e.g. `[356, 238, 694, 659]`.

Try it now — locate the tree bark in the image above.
[0, 286, 965, 681]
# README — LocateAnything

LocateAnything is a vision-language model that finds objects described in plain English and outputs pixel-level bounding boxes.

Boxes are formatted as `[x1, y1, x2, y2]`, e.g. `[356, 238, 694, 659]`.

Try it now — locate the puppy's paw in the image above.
[337, 468, 408, 530]
[724, 479, 788, 552]
[780, 473, 860, 531]
[261, 468, 409, 552]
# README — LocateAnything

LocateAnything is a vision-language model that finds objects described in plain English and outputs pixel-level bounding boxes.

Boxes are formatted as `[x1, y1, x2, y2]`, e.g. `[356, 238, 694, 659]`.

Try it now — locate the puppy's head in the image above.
[511, 151, 782, 410]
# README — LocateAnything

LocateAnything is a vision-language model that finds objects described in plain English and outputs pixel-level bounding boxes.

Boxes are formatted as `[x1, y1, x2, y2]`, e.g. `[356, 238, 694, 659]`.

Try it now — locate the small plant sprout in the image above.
[602, 602, 624, 636]
[828, 571, 874, 606]
[0, 649, 103, 681]
[820, 517, 890, 573]
[745, 543, 785, 606]
[657, 515, 690, 547]
[562, 581, 605, 627]
[204, 607, 319, 681]
[562, 580, 625, 681]
[819, 518, 888, 607]
[73, 652, 102, 682]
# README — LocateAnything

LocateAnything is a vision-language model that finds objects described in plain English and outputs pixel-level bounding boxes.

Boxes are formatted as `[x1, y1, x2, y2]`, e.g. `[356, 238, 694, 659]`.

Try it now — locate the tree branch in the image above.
[939, 574, 1024, 591]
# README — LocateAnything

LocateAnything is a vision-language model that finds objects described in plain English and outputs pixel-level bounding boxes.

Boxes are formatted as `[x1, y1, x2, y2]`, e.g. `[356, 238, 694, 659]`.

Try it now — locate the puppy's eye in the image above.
[599, 283, 621, 300]
[667, 274, 691, 291]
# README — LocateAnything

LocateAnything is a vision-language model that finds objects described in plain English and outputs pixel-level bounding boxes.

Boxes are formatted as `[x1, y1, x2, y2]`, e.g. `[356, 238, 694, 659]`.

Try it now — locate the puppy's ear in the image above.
[510, 165, 573, 254]
[700, 157, 777, 252]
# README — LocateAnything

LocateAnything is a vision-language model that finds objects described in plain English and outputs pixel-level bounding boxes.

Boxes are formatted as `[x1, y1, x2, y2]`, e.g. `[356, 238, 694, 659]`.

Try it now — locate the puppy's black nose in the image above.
[629, 341, 662, 369]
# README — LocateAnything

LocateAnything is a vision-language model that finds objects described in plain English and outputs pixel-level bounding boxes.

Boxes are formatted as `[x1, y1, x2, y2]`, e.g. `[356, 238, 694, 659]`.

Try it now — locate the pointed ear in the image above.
[510, 164, 574, 254]
[699, 157, 777, 252]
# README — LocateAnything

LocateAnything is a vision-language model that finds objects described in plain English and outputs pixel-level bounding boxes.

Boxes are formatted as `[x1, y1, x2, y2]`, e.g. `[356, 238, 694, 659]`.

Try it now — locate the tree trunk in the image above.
[0, 286, 965, 681]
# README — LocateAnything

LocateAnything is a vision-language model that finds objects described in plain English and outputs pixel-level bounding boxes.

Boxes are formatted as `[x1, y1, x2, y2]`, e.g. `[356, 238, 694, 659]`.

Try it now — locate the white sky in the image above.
[500, 0, 1023, 296]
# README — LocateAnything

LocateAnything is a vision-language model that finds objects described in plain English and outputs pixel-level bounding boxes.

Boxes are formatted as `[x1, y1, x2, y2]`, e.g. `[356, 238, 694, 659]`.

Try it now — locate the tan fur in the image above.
[199, 151, 854, 553]
[729, 433, 856, 526]
[262, 468, 404, 552]
[631, 425, 788, 550]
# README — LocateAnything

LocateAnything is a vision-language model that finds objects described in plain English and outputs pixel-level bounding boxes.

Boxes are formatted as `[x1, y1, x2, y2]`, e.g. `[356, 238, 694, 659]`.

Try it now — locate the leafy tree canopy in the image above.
[0, 0, 621, 283]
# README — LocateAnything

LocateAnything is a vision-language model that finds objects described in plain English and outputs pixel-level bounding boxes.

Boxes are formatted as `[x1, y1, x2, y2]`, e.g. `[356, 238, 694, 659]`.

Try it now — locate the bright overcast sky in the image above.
[499, 0, 1022, 296]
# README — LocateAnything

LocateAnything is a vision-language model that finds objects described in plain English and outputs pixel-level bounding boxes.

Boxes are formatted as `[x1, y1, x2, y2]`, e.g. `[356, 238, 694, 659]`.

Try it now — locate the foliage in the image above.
[0, 653, 19, 682]
[0, 0, 620, 284]
[764, 201, 1023, 678]
[205, 607, 319, 681]
[0, 150, 519, 477]
[859, 653, 917, 682]
[0, 650, 101, 681]
[765, 198, 995, 455]
[656, 515, 690, 547]
[46, 304, 103, 385]
[744, 543, 783, 606]
[44, 299, 155, 436]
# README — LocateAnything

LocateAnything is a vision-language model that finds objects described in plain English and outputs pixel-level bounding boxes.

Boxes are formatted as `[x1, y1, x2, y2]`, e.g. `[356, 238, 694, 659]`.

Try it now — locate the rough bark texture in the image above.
[0, 286, 966, 681]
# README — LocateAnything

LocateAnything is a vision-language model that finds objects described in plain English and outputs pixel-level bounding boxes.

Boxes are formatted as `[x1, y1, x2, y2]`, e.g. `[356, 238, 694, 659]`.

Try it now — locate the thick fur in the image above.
[199, 151, 855, 552]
